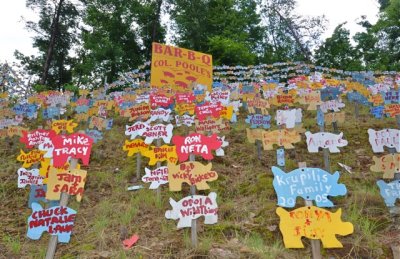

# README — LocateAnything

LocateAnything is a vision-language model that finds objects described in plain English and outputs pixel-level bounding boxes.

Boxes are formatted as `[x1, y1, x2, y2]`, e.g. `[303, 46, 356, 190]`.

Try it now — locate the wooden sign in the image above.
[168, 161, 217, 191]
[215, 135, 229, 156]
[246, 128, 266, 144]
[377, 180, 400, 207]
[195, 102, 223, 121]
[195, 118, 230, 134]
[275, 109, 302, 129]
[175, 93, 195, 104]
[151, 43, 212, 91]
[385, 104, 400, 117]
[370, 154, 400, 179]
[150, 93, 174, 109]
[27, 203, 77, 243]
[51, 133, 93, 167]
[175, 103, 196, 115]
[298, 91, 322, 110]
[219, 105, 234, 121]
[17, 149, 46, 168]
[271, 94, 296, 106]
[148, 108, 172, 122]
[20, 129, 56, 148]
[208, 89, 230, 105]
[142, 123, 174, 144]
[79, 89, 89, 96]
[324, 111, 346, 124]
[17, 168, 44, 188]
[276, 206, 353, 248]
[51, 120, 78, 134]
[7, 126, 28, 138]
[0, 129, 7, 139]
[247, 97, 270, 114]
[172, 133, 222, 162]
[38, 138, 54, 158]
[28, 185, 59, 209]
[165, 192, 218, 229]
[271, 166, 347, 207]
[369, 94, 384, 106]
[0, 108, 15, 118]
[141, 144, 178, 165]
[368, 128, 400, 153]
[245, 114, 271, 129]
[320, 100, 345, 113]
[85, 129, 103, 143]
[127, 103, 151, 121]
[74, 113, 89, 123]
[305, 131, 348, 153]
[262, 129, 301, 150]
[142, 166, 169, 189]
[46, 167, 87, 202]
[175, 114, 195, 127]
[123, 139, 149, 156]
[88, 116, 112, 131]
[125, 121, 148, 139]
[0, 118, 20, 129]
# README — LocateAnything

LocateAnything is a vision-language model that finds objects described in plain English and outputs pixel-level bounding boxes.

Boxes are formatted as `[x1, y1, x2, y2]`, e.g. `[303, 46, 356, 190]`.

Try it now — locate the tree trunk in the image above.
[152, 0, 163, 42]
[40, 0, 64, 86]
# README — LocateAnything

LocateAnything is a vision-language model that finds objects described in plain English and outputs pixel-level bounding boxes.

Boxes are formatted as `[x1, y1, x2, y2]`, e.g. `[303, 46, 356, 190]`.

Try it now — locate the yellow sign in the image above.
[123, 139, 149, 156]
[142, 144, 178, 165]
[51, 119, 78, 134]
[151, 43, 213, 91]
[17, 149, 46, 168]
[46, 167, 87, 202]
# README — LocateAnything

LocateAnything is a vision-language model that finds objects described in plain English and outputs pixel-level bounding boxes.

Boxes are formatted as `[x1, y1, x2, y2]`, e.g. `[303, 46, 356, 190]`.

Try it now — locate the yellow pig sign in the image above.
[168, 161, 217, 191]
[276, 206, 353, 248]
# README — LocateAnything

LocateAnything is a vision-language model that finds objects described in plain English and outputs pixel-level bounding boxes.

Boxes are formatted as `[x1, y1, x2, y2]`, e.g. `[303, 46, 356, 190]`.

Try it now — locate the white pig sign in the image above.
[305, 131, 348, 153]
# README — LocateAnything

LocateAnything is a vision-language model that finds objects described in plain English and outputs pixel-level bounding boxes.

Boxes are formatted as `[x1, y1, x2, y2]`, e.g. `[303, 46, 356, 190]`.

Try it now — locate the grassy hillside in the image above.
[1, 101, 399, 258]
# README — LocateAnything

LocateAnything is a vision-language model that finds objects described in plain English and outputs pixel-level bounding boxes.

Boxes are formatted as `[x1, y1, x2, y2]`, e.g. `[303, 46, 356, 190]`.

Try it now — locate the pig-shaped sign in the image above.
[17, 149, 46, 168]
[376, 180, 400, 207]
[262, 129, 301, 150]
[20, 129, 56, 149]
[271, 166, 347, 207]
[27, 203, 77, 243]
[168, 161, 218, 191]
[85, 129, 103, 143]
[142, 166, 168, 189]
[195, 102, 223, 121]
[368, 128, 400, 153]
[141, 144, 178, 165]
[17, 168, 44, 188]
[28, 185, 59, 209]
[320, 100, 346, 113]
[275, 108, 302, 129]
[51, 120, 78, 134]
[246, 128, 265, 144]
[148, 108, 172, 122]
[150, 93, 174, 109]
[38, 137, 54, 158]
[305, 131, 348, 153]
[142, 123, 173, 144]
[125, 121, 148, 140]
[51, 133, 93, 167]
[46, 167, 87, 202]
[175, 114, 195, 127]
[195, 118, 230, 134]
[172, 133, 222, 162]
[245, 114, 271, 129]
[370, 154, 400, 179]
[123, 139, 149, 156]
[298, 91, 322, 110]
[165, 192, 218, 229]
[276, 206, 354, 248]
[175, 93, 195, 104]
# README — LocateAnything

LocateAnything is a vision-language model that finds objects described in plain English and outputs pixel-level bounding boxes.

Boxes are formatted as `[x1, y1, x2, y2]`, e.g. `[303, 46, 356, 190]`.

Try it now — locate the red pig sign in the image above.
[172, 133, 222, 162]
[51, 133, 93, 167]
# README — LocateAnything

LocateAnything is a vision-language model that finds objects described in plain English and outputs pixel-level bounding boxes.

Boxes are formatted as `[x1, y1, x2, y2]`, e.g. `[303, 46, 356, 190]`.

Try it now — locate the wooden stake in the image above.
[189, 153, 197, 247]
[299, 162, 322, 259]
[136, 152, 142, 180]
[45, 158, 78, 259]
[156, 138, 161, 200]
[317, 106, 330, 172]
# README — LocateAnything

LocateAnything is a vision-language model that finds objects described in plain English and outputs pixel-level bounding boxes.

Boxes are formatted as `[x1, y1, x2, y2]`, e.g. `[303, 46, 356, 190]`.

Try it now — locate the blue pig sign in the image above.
[271, 166, 347, 208]
[377, 180, 400, 207]
[27, 203, 76, 243]
[245, 114, 271, 129]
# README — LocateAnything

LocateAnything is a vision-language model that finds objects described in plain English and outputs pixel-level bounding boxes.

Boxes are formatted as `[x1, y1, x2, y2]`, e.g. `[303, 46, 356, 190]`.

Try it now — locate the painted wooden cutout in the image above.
[38, 138, 54, 158]
[125, 121, 148, 140]
[271, 166, 346, 207]
[277, 148, 285, 166]
[215, 136, 229, 157]
[165, 192, 218, 229]
[320, 100, 345, 113]
[46, 167, 87, 202]
[127, 103, 151, 121]
[142, 123, 173, 144]
[17, 168, 44, 188]
[28, 185, 59, 209]
[175, 93, 195, 104]
[0, 118, 20, 129]
[321, 87, 342, 101]
[150, 93, 174, 109]
[74, 113, 89, 123]
[305, 131, 348, 153]
[27, 203, 77, 243]
[275, 109, 302, 129]
[42, 107, 60, 120]
[123, 139, 149, 156]
[276, 206, 353, 248]
[175, 114, 195, 127]
[209, 89, 230, 105]
[51, 120, 78, 134]
[247, 97, 270, 114]
[385, 104, 400, 117]
[142, 166, 168, 189]
[88, 116, 112, 131]
[123, 234, 139, 250]
[377, 180, 400, 207]
[195, 118, 231, 134]
[141, 144, 178, 165]
[324, 111, 346, 124]
[172, 133, 223, 162]
[195, 102, 223, 121]
[246, 128, 266, 144]
[85, 129, 103, 143]
[51, 133, 93, 167]
[271, 94, 296, 106]
[368, 128, 400, 153]
[298, 91, 322, 110]
[7, 126, 28, 138]
[20, 129, 56, 149]
[148, 108, 172, 122]
[17, 149, 46, 168]
[371, 154, 400, 179]
[168, 161, 217, 191]
[262, 129, 301, 150]
[220, 105, 234, 121]
[245, 114, 271, 129]
[79, 89, 89, 96]
[175, 102, 196, 115]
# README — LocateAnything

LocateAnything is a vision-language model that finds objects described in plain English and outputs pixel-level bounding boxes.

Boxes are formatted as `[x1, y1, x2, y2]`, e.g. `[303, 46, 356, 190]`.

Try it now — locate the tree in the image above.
[314, 23, 363, 70]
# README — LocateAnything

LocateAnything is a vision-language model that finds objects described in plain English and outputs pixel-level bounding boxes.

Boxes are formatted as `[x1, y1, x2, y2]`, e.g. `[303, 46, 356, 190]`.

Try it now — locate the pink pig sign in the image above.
[172, 133, 222, 162]
[51, 133, 93, 167]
